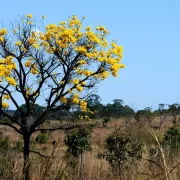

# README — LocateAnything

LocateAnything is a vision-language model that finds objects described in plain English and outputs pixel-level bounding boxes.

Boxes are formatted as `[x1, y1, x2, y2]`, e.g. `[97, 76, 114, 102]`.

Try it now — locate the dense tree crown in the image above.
[0, 14, 124, 122]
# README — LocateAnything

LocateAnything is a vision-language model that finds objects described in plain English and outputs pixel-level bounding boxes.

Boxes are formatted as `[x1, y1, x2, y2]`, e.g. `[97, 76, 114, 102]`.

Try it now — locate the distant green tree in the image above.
[168, 103, 180, 125]
[86, 94, 103, 118]
[135, 107, 154, 125]
[13, 103, 45, 121]
[102, 99, 134, 118]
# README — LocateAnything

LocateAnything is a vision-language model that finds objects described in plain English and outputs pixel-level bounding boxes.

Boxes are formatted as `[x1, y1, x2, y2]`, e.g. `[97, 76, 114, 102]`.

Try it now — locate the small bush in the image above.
[0, 117, 11, 124]
[103, 117, 110, 127]
[98, 128, 143, 177]
[35, 133, 48, 144]
[64, 127, 92, 158]
[0, 138, 10, 150]
[163, 127, 180, 150]
[14, 140, 24, 151]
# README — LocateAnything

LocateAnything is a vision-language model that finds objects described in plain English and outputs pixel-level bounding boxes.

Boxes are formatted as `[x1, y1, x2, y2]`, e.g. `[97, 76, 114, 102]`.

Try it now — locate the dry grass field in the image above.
[0, 116, 179, 180]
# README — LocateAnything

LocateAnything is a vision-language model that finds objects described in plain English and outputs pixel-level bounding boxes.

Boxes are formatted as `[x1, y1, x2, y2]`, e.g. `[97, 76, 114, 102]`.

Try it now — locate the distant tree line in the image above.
[1, 95, 180, 124]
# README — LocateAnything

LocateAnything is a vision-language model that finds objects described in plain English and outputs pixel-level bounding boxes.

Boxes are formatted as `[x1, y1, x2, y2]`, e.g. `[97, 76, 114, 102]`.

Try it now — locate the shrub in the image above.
[0, 117, 11, 124]
[0, 138, 10, 150]
[64, 127, 92, 158]
[103, 117, 110, 127]
[98, 129, 143, 177]
[35, 133, 48, 144]
[163, 127, 180, 150]
[14, 140, 24, 151]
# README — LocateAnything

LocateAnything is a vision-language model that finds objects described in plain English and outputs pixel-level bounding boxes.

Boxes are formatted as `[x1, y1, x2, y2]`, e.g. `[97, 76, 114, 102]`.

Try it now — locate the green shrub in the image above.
[103, 117, 110, 127]
[163, 127, 180, 150]
[0, 117, 11, 124]
[98, 128, 143, 176]
[64, 127, 91, 158]
[0, 138, 10, 150]
[35, 133, 48, 144]
[14, 140, 24, 151]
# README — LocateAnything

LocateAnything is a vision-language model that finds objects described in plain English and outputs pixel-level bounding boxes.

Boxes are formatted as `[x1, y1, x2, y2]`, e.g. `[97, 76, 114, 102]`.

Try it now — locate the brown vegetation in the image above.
[0, 116, 179, 180]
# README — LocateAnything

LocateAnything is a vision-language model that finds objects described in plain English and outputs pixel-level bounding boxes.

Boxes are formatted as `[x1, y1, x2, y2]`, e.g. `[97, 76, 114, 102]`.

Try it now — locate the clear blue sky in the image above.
[0, 0, 180, 110]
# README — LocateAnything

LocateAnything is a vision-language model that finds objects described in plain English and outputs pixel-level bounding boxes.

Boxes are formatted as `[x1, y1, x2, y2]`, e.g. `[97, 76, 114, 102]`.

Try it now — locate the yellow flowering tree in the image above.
[0, 14, 124, 179]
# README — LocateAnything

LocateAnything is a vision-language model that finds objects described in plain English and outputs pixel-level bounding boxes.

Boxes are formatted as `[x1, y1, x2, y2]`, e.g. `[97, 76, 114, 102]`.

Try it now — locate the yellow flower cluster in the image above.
[26, 14, 33, 19]
[71, 94, 80, 104]
[78, 60, 87, 65]
[2, 102, 9, 109]
[25, 61, 32, 67]
[6, 77, 16, 86]
[0, 56, 16, 85]
[0, 36, 4, 42]
[4, 94, 10, 100]
[0, 28, 7, 42]
[26, 91, 31, 97]
[30, 64, 39, 74]
[32, 43, 39, 49]
[60, 96, 67, 103]
[71, 79, 79, 85]
[0, 28, 7, 36]
[80, 100, 87, 111]
[83, 70, 93, 76]
[15, 41, 22, 46]
[22, 15, 124, 79]
[76, 85, 83, 92]
[0, 14, 125, 115]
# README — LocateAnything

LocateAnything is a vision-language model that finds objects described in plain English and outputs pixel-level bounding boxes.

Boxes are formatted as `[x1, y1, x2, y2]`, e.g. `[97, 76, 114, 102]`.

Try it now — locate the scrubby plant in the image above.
[14, 140, 24, 152]
[64, 127, 92, 180]
[0, 137, 10, 150]
[35, 133, 48, 144]
[103, 117, 110, 127]
[163, 127, 180, 151]
[64, 127, 91, 157]
[98, 129, 143, 179]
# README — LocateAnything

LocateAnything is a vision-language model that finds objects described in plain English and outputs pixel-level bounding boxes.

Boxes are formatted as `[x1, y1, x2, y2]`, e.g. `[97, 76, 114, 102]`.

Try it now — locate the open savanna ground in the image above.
[0, 116, 179, 180]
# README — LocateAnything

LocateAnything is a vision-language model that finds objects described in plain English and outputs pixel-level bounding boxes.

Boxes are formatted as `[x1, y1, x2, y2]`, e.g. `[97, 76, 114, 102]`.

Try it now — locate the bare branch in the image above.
[0, 122, 22, 134]
[30, 150, 50, 158]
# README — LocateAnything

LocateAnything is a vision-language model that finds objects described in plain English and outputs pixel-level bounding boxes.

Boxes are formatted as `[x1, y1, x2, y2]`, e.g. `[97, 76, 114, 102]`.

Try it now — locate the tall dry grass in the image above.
[0, 117, 179, 180]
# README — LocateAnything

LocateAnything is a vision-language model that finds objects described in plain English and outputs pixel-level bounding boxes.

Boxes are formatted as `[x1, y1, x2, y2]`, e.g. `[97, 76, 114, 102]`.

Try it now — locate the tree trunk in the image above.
[23, 133, 31, 180]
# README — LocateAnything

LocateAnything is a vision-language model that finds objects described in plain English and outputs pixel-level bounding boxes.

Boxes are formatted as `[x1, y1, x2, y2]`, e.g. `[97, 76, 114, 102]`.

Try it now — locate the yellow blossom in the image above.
[26, 14, 33, 18]
[15, 41, 22, 46]
[25, 61, 32, 67]
[71, 94, 80, 104]
[28, 21, 33, 25]
[76, 85, 83, 92]
[32, 44, 39, 49]
[0, 28, 7, 36]
[4, 94, 10, 100]
[0, 36, 4, 42]
[78, 60, 87, 65]
[60, 96, 67, 103]
[81, 82, 86, 86]
[71, 79, 79, 85]
[60, 81, 64, 85]
[26, 91, 30, 96]
[6, 77, 16, 86]
[80, 100, 87, 110]
[2, 102, 9, 109]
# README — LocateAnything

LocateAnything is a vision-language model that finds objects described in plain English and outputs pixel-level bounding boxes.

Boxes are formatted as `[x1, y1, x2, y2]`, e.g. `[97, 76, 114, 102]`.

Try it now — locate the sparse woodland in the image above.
[0, 14, 179, 180]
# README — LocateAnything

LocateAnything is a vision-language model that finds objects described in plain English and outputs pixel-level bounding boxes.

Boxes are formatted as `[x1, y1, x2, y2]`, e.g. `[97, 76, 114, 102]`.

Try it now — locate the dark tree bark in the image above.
[23, 133, 31, 180]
